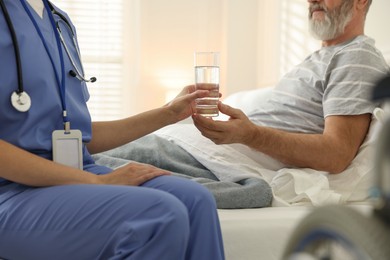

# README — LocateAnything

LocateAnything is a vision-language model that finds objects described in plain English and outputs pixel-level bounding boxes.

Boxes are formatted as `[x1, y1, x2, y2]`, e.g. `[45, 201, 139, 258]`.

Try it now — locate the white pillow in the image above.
[222, 87, 386, 204]
[222, 87, 273, 115]
[327, 108, 384, 203]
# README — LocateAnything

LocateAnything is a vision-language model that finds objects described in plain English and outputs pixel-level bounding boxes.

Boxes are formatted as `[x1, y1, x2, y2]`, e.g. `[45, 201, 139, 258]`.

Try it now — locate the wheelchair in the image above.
[282, 75, 390, 260]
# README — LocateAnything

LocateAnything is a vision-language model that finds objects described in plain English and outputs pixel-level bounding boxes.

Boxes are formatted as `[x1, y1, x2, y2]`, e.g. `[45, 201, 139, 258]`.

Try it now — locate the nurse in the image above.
[0, 0, 225, 259]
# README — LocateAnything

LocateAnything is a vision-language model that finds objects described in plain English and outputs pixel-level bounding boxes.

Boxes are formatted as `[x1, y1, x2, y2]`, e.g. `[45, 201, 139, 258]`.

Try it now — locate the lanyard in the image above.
[19, 0, 70, 131]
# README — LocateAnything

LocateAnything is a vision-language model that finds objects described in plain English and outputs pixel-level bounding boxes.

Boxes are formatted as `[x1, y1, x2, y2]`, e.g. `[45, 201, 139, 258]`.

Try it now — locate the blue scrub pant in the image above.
[0, 176, 225, 260]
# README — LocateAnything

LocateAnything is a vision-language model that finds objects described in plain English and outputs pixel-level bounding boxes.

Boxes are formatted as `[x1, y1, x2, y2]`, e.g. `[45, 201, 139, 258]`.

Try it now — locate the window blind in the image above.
[280, 0, 319, 77]
[53, 0, 124, 121]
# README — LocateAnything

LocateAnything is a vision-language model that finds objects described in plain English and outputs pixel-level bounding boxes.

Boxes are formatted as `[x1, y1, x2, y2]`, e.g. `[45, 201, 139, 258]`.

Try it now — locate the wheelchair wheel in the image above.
[282, 205, 390, 260]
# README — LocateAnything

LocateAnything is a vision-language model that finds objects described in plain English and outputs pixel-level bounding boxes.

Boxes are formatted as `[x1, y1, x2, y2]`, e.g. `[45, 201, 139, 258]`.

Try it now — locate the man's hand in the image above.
[192, 102, 257, 145]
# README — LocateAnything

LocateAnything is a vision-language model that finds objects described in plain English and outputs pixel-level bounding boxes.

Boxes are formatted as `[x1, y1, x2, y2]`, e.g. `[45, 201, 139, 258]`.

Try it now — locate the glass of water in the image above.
[194, 52, 220, 117]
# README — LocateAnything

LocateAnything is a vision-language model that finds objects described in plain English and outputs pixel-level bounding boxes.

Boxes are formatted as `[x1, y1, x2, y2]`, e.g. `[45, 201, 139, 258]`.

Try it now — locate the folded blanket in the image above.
[93, 135, 272, 209]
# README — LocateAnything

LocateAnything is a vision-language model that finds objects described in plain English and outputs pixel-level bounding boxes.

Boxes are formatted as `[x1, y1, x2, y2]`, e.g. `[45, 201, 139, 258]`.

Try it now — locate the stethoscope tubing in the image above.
[1, 0, 96, 116]
[48, 3, 96, 83]
[56, 19, 95, 83]
[0, 0, 25, 94]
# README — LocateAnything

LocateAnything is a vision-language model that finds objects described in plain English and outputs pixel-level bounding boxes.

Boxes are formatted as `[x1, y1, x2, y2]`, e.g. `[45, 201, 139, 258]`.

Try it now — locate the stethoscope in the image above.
[0, 0, 96, 114]
[53, 7, 97, 84]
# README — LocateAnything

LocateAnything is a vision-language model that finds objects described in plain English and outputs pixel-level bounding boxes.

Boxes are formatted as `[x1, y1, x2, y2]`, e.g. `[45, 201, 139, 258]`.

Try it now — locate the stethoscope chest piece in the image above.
[11, 91, 31, 112]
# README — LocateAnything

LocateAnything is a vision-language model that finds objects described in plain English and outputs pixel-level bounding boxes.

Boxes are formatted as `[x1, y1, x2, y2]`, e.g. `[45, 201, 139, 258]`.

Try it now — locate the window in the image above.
[53, 0, 125, 121]
[279, 0, 320, 76]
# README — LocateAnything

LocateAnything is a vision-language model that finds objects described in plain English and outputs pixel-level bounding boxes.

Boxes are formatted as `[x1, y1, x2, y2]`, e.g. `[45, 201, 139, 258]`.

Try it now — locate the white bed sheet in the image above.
[156, 106, 383, 206]
[218, 205, 373, 260]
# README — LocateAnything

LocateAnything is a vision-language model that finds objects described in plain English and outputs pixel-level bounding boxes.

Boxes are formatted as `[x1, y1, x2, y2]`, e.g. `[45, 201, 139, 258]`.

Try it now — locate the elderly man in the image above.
[192, 0, 386, 174]
[96, 0, 389, 207]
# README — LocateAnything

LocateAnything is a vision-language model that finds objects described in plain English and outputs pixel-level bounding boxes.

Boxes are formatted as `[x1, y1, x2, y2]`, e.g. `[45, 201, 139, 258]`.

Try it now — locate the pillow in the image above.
[327, 108, 384, 204]
[222, 87, 273, 115]
[222, 87, 386, 205]
[270, 109, 384, 206]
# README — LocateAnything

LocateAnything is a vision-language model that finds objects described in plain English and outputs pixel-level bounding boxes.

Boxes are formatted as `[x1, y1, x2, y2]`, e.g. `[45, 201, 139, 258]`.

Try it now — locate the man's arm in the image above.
[193, 102, 371, 174]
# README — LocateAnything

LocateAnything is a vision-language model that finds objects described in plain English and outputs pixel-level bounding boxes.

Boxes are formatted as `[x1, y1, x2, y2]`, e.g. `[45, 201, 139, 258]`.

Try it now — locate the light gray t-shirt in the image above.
[248, 35, 389, 134]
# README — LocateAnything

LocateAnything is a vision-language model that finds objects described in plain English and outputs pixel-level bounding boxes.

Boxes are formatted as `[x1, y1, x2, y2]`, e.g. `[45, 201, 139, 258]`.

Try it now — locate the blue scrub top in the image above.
[0, 1, 112, 179]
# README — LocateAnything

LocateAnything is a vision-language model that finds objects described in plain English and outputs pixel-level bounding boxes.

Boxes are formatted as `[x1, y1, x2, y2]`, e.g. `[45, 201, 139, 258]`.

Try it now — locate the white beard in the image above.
[308, 3, 353, 41]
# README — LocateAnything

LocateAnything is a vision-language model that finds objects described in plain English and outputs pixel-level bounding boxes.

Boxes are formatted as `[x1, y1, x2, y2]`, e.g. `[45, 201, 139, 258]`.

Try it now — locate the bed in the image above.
[218, 204, 374, 260]
[206, 87, 383, 260]
[95, 86, 383, 259]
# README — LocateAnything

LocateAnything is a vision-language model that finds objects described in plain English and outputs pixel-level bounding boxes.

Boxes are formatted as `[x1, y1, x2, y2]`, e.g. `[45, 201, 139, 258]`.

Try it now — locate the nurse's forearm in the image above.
[0, 140, 99, 187]
[88, 106, 175, 154]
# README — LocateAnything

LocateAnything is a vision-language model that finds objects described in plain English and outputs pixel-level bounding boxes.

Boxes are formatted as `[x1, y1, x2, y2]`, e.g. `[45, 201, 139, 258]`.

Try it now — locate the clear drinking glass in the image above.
[194, 52, 220, 117]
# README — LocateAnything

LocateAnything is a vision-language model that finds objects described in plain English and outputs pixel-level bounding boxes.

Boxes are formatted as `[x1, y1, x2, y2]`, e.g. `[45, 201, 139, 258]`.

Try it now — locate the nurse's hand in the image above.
[98, 162, 171, 186]
[164, 85, 220, 122]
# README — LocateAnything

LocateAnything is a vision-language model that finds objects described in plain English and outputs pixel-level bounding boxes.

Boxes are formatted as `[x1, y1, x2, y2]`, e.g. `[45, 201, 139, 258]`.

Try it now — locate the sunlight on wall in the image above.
[158, 69, 194, 103]
[131, 0, 224, 114]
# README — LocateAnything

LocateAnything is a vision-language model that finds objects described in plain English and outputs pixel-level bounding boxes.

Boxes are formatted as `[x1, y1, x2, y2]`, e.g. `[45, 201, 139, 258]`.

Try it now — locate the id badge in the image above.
[52, 130, 83, 170]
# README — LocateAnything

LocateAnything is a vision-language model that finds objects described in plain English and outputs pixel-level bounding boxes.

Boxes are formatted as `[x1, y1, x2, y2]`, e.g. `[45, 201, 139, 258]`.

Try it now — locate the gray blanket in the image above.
[92, 135, 272, 209]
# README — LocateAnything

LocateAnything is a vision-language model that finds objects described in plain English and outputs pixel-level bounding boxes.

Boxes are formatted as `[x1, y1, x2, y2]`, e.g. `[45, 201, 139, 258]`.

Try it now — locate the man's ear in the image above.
[356, 0, 369, 11]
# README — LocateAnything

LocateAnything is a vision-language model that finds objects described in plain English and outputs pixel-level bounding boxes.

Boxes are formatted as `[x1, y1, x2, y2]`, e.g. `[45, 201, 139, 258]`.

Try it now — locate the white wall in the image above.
[123, 0, 390, 115]
[123, 0, 281, 114]
[366, 0, 390, 61]
[124, 0, 225, 114]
